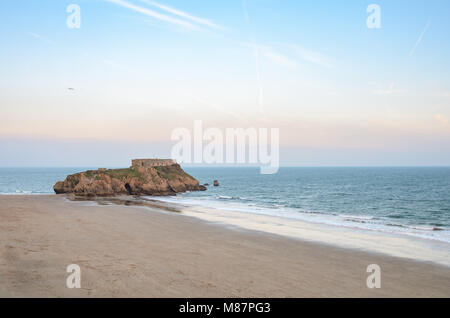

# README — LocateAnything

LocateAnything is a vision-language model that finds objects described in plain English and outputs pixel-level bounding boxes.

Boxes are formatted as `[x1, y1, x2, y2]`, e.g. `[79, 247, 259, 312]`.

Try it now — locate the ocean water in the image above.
[168, 167, 450, 244]
[0, 167, 95, 194]
[1, 167, 450, 244]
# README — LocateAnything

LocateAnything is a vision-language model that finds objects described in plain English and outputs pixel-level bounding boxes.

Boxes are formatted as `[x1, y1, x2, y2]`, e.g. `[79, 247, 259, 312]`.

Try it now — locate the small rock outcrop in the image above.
[54, 161, 206, 197]
[213, 180, 219, 187]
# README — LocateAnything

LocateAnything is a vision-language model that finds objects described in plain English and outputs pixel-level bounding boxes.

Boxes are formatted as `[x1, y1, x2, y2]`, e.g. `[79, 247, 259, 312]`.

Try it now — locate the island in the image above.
[53, 159, 206, 196]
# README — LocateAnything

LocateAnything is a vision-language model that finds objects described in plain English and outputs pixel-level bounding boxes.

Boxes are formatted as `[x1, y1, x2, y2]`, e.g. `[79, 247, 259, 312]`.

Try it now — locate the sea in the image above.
[1, 167, 450, 262]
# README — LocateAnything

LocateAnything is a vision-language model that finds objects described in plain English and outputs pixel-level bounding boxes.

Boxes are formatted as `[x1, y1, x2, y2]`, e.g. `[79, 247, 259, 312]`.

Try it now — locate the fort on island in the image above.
[54, 157, 204, 196]
[131, 159, 176, 168]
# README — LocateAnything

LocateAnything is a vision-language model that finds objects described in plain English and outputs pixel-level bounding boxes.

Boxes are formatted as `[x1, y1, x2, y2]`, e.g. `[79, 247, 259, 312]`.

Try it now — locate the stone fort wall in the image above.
[131, 159, 176, 168]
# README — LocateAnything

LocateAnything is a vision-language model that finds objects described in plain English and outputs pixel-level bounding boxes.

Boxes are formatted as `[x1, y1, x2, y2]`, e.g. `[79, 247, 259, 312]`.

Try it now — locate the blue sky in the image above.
[0, 0, 449, 166]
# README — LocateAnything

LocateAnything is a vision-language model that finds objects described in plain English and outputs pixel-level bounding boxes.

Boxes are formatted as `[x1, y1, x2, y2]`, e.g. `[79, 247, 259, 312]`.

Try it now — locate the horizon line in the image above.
[1, 165, 450, 169]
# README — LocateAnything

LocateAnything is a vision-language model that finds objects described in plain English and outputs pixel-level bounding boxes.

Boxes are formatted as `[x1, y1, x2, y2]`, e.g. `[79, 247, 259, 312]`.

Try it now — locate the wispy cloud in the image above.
[263, 50, 298, 68]
[248, 43, 331, 69]
[26, 32, 55, 45]
[138, 0, 224, 30]
[409, 19, 431, 56]
[189, 96, 246, 122]
[240, 42, 298, 68]
[105, 0, 201, 31]
[371, 82, 407, 95]
[292, 45, 334, 68]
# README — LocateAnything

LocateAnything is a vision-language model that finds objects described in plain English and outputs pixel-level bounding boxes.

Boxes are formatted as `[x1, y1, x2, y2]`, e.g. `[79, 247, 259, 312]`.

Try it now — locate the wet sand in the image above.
[0, 195, 449, 297]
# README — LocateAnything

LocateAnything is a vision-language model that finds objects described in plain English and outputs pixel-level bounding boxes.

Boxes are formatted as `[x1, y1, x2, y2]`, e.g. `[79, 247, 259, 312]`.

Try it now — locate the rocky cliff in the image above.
[54, 164, 206, 196]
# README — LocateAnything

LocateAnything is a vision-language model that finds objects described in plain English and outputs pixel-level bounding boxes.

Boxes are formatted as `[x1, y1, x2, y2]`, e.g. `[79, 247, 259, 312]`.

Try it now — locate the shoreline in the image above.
[64, 194, 450, 267]
[1, 194, 449, 297]
[3, 193, 450, 266]
[162, 198, 450, 267]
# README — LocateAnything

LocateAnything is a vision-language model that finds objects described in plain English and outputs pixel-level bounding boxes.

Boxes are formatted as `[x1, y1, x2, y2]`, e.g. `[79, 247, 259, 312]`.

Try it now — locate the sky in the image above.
[0, 0, 449, 167]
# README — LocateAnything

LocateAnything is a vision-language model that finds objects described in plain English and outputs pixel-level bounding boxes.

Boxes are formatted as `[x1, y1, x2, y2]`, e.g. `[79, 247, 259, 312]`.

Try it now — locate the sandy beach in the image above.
[0, 195, 449, 297]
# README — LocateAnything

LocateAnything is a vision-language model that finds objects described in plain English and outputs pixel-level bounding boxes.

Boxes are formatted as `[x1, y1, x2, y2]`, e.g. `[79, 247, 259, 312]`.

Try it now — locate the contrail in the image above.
[138, 0, 224, 30]
[409, 19, 431, 57]
[242, 0, 265, 117]
[106, 0, 200, 31]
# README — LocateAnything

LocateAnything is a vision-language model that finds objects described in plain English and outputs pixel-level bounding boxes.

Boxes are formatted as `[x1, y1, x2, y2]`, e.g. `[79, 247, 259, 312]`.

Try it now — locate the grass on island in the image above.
[103, 168, 142, 179]
[83, 168, 143, 181]
[153, 165, 195, 181]
[81, 165, 194, 182]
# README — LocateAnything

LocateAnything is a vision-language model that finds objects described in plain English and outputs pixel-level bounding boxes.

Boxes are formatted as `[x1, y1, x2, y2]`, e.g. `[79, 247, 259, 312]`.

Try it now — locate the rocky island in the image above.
[54, 159, 206, 196]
